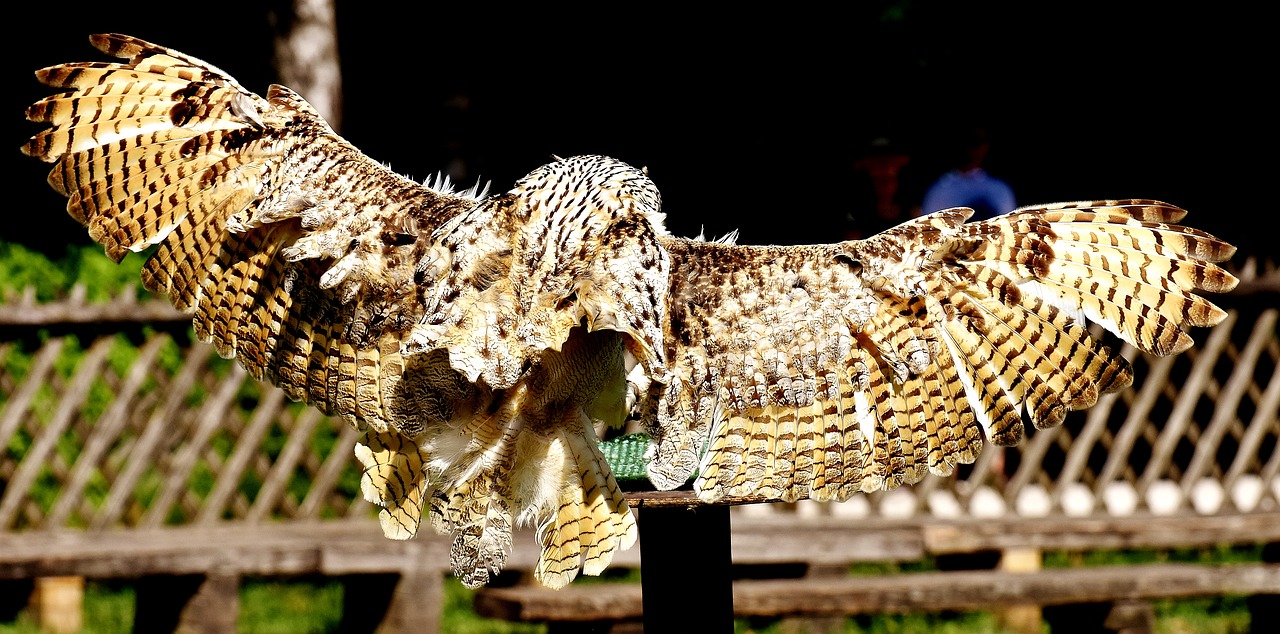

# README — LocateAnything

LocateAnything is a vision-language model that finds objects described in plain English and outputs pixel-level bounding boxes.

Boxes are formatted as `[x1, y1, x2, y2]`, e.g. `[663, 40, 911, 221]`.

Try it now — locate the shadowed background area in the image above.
[5, 2, 1267, 255]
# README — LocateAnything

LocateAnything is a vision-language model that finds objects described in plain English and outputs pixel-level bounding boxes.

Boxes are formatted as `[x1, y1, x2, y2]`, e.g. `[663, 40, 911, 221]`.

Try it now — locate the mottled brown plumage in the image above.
[22, 34, 1238, 589]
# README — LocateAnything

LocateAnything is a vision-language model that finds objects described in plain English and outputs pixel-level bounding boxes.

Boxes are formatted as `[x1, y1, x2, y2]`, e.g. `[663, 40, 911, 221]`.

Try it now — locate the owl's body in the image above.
[22, 34, 1238, 589]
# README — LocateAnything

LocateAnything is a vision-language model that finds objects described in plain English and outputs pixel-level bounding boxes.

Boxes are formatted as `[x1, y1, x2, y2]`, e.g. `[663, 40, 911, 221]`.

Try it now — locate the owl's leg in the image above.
[644, 378, 708, 490]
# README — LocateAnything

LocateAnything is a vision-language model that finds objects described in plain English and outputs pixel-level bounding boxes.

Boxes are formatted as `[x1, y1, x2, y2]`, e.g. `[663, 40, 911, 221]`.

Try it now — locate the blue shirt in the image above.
[921, 168, 1016, 222]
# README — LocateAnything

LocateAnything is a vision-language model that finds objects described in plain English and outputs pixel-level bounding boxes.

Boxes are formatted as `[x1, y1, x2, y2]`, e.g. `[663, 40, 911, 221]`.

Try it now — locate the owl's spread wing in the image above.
[22, 34, 655, 590]
[642, 203, 1237, 502]
[22, 33, 478, 420]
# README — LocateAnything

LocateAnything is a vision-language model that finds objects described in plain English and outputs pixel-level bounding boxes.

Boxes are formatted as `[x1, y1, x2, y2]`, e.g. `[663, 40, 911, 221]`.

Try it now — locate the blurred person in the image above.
[844, 136, 919, 239]
[920, 127, 1016, 222]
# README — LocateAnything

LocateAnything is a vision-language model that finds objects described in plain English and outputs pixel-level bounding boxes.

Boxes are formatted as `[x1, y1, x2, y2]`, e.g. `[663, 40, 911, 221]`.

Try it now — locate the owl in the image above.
[21, 34, 1238, 590]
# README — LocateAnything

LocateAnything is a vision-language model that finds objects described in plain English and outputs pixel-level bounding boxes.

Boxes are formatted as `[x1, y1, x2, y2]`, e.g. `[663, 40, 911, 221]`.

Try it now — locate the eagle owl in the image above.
[21, 34, 1238, 590]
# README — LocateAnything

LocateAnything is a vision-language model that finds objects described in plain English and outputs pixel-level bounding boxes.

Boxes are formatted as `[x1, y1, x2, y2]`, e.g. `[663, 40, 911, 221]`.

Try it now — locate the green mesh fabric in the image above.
[599, 433, 653, 483]
[600, 433, 700, 490]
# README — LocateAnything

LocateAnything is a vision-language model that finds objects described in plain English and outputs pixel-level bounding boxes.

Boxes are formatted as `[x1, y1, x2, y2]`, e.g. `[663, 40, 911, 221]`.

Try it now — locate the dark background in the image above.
[6, 2, 1269, 256]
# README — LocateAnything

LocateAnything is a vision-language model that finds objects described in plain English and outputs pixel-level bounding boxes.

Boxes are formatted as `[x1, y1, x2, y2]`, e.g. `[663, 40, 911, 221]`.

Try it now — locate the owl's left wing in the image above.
[641, 202, 1237, 502]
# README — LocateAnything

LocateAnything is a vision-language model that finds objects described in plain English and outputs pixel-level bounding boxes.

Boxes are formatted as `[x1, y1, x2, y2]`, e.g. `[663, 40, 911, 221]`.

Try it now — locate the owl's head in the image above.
[516, 154, 668, 236]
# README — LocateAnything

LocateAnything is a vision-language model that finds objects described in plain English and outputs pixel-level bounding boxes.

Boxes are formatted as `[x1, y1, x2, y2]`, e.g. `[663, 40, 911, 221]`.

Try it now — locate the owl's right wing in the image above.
[20, 32, 501, 416]
[641, 203, 1236, 502]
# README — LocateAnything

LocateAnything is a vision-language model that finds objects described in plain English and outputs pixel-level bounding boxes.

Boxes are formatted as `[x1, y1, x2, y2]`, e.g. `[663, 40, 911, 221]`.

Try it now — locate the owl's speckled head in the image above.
[517, 155, 668, 236]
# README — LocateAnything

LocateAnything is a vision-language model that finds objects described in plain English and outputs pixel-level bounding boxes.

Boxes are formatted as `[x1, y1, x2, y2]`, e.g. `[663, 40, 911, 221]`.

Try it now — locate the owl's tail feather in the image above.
[696, 413, 751, 499]
[536, 411, 637, 589]
[424, 406, 520, 589]
[418, 403, 636, 590]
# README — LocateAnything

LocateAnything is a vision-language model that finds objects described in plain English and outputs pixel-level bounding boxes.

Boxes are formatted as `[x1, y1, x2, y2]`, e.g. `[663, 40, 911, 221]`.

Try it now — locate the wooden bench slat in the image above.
[737, 562, 1280, 617]
[919, 512, 1280, 554]
[0, 294, 187, 327]
[6, 512, 1275, 582]
[728, 515, 925, 563]
[474, 562, 1280, 622]
[0, 521, 449, 579]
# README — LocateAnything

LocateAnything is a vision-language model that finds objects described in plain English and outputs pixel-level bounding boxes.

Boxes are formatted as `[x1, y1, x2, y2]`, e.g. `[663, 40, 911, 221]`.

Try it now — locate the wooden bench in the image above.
[474, 510, 1280, 632]
[0, 520, 449, 631]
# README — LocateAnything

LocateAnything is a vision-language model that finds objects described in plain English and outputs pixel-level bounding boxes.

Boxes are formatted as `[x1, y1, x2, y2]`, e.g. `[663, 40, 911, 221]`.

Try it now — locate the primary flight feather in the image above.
[21, 33, 1238, 589]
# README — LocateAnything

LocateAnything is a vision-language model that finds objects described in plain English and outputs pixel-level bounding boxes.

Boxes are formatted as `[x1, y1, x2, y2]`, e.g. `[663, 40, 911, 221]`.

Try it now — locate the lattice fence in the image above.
[0, 330, 369, 531]
[2, 257, 1276, 533]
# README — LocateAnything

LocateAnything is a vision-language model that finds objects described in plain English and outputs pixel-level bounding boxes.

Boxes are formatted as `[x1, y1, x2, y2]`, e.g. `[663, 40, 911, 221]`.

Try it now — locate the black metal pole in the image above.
[638, 503, 734, 632]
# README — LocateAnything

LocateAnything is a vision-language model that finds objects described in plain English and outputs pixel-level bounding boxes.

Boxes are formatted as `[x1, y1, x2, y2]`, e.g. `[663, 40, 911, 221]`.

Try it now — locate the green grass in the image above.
[736, 611, 1017, 634]
[237, 580, 344, 633]
[0, 577, 542, 634]
[0, 581, 134, 634]
[440, 577, 544, 634]
[1153, 596, 1252, 634]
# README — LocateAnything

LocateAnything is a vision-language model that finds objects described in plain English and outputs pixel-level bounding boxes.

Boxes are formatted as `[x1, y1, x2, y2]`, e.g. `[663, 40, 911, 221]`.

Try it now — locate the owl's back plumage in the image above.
[22, 34, 1238, 589]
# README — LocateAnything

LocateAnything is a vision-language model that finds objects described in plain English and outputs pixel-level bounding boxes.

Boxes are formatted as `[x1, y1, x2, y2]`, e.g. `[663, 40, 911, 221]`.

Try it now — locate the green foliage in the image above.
[1042, 544, 1264, 569]
[0, 240, 148, 302]
[151, 333, 189, 379]
[1154, 596, 1252, 634]
[848, 556, 939, 576]
[70, 248, 150, 302]
[0, 242, 71, 302]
